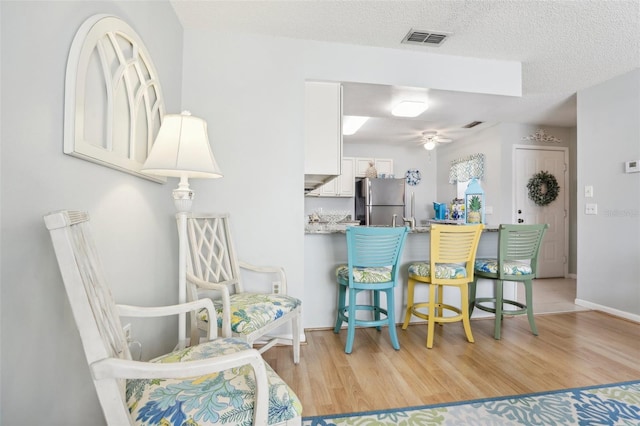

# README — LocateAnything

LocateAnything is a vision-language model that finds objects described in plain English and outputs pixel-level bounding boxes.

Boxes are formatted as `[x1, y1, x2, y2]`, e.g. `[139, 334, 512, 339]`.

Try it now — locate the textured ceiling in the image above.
[171, 0, 640, 145]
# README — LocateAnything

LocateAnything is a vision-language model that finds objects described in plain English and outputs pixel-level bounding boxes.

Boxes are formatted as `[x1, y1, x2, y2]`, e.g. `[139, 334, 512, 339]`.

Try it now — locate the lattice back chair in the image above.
[470, 223, 548, 340]
[402, 224, 484, 348]
[184, 213, 301, 363]
[334, 226, 409, 354]
[45, 210, 302, 425]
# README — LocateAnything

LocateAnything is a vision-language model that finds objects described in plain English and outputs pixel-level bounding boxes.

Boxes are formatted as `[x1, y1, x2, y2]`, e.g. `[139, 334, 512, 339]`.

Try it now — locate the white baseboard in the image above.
[575, 299, 640, 323]
[567, 273, 577, 279]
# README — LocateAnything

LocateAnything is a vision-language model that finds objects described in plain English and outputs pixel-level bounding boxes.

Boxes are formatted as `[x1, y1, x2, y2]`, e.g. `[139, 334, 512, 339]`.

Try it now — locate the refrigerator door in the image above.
[365, 178, 406, 206]
[368, 205, 406, 226]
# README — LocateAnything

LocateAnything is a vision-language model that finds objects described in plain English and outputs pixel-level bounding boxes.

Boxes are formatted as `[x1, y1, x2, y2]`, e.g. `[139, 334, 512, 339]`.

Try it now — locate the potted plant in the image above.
[467, 195, 482, 224]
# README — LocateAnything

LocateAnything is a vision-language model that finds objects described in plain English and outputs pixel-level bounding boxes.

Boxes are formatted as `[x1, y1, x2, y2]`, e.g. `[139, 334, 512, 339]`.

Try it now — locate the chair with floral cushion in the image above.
[402, 224, 483, 348]
[44, 210, 302, 425]
[469, 223, 548, 340]
[334, 226, 409, 354]
[184, 213, 302, 363]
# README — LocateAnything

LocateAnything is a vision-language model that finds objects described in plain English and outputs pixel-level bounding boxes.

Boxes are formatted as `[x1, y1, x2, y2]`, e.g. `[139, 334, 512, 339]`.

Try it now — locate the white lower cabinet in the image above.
[307, 157, 355, 197]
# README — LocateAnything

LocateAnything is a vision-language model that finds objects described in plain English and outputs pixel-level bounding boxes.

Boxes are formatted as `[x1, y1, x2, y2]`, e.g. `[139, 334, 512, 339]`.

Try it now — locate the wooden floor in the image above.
[519, 277, 589, 314]
[263, 311, 640, 417]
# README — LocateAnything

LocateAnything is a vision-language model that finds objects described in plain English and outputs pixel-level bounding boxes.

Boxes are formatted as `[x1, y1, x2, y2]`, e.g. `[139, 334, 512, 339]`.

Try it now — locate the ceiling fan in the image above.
[420, 130, 453, 150]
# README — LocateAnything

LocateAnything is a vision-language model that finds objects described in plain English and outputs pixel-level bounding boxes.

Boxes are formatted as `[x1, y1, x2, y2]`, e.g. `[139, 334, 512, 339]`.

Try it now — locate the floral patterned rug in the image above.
[302, 380, 640, 425]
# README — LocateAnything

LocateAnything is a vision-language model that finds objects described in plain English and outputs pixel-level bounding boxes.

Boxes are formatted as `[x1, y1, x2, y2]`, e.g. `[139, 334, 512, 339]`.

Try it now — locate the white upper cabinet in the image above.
[304, 81, 343, 191]
[355, 158, 394, 177]
[306, 157, 355, 197]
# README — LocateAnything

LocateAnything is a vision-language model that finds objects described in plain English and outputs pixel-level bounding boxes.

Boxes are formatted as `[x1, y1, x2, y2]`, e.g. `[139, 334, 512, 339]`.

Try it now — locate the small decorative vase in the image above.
[365, 161, 378, 178]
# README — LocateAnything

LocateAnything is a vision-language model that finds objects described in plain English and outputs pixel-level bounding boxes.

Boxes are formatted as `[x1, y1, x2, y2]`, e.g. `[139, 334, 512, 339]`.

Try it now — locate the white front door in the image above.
[514, 146, 568, 278]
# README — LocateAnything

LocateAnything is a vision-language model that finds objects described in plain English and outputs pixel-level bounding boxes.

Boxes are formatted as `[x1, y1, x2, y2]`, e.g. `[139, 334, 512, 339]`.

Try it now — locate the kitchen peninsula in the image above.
[304, 225, 502, 330]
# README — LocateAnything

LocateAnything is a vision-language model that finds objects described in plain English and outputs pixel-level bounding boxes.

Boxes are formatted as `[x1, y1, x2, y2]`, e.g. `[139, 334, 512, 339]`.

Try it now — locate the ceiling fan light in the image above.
[343, 115, 369, 135]
[391, 101, 428, 117]
[424, 141, 436, 150]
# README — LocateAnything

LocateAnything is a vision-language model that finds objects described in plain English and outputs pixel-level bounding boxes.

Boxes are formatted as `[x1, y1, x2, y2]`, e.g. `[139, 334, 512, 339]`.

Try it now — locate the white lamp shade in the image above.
[142, 112, 223, 179]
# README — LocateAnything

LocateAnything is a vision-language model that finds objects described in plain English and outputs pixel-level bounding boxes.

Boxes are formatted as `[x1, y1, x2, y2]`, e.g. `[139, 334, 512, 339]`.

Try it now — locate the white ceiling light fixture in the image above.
[391, 100, 428, 118]
[423, 140, 436, 150]
[343, 115, 369, 135]
[421, 130, 452, 150]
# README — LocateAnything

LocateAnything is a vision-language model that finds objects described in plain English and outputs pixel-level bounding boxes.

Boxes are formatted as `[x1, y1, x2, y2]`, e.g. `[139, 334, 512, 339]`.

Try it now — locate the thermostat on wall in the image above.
[625, 160, 640, 173]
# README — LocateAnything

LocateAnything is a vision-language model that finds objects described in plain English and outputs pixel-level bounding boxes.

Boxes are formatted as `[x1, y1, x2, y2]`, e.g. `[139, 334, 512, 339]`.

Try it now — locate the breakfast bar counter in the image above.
[303, 225, 502, 329]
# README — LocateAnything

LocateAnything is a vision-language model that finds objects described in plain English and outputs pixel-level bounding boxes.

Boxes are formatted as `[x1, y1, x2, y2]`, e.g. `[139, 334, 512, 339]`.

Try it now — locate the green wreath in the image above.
[527, 171, 559, 206]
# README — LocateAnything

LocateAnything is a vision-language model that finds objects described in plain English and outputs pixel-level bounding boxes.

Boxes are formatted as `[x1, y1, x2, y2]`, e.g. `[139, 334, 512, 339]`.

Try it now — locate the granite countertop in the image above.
[305, 223, 498, 234]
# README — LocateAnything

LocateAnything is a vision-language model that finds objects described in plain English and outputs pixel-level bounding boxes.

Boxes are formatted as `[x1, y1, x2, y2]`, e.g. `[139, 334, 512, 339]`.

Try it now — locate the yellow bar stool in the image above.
[470, 223, 548, 339]
[334, 226, 408, 354]
[402, 224, 483, 348]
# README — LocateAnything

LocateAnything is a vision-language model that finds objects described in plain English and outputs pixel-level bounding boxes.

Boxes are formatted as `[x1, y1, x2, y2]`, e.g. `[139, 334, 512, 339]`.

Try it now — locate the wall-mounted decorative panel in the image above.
[64, 14, 166, 182]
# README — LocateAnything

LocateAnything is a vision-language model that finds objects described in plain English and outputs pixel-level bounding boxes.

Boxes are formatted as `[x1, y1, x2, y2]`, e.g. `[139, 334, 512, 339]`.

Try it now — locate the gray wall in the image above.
[576, 69, 640, 317]
[1, 1, 183, 424]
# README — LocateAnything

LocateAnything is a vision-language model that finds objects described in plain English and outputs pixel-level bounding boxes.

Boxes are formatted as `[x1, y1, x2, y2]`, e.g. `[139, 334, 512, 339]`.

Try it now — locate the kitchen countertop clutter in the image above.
[305, 223, 497, 234]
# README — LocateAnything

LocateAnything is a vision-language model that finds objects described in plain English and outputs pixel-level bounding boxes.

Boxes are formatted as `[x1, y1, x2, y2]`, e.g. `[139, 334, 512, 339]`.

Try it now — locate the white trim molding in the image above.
[575, 299, 640, 324]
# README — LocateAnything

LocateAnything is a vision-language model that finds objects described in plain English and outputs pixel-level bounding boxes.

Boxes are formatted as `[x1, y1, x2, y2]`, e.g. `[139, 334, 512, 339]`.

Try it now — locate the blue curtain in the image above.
[449, 153, 485, 183]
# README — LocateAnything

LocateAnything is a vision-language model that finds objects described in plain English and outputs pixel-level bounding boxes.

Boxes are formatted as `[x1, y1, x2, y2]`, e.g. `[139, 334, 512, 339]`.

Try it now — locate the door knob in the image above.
[518, 218, 524, 223]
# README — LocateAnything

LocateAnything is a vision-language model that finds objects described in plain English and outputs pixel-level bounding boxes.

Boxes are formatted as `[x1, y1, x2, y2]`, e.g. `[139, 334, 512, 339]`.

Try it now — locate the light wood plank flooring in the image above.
[519, 277, 589, 314]
[263, 311, 640, 417]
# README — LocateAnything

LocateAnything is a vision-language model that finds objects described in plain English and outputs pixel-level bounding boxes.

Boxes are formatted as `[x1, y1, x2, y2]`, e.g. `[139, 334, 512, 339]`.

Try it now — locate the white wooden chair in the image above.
[44, 210, 302, 426]
[184, 213, 302, 363]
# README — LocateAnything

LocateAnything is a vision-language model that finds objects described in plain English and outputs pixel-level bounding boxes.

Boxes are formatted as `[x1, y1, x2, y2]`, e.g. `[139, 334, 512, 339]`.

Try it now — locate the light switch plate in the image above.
[584, 185, 593, 197]
[625, 160, 640, 173]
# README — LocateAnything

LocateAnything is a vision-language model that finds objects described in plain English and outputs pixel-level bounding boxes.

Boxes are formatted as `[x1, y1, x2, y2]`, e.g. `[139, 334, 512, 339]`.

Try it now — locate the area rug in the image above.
[302, 380, 640, 425]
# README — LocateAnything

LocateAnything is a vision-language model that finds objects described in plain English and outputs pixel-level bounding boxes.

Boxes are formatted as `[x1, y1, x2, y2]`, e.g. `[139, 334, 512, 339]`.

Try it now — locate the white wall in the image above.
[1, 2, 184, 424]
[576, 69, 640, 318]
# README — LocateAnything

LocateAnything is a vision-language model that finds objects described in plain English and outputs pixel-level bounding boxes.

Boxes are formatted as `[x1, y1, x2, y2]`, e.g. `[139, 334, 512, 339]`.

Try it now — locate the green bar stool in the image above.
[470, 223, 549, 340]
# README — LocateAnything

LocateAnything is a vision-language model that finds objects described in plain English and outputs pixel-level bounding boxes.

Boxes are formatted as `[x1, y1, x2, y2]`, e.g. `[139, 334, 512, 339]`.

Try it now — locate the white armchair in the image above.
[44, 210, 302, 425]
[184, 213, 302, 363]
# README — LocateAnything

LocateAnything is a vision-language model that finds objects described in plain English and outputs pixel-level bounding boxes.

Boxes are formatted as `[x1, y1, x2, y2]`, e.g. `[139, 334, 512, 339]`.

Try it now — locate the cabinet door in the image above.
[307, 157, 354, 197]
[318, 177, 339, 196]
[338, 157, 355, 197]
[355, 158, 374, 177]
[375, 158, 394, 176]
[304, 82, 342, 176]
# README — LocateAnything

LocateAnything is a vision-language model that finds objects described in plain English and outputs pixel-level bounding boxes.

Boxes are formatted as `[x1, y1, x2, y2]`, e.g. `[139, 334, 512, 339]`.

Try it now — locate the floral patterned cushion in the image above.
[126, 338, 302, 426]
[408, 262, 468, 279]
[335, 264, 393, 283]
[197, 293, 301, 335]
[475, 258, 533, 275]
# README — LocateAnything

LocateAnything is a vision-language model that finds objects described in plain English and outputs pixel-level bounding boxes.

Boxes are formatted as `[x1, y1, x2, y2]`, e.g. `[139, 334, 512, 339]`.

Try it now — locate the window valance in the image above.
[449, 153, 485, 183]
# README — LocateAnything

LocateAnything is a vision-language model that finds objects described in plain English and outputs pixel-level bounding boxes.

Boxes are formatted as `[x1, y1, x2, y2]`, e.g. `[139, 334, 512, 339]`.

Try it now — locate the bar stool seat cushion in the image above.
[408, 262, 467, 279]
[474, 258, 533, 275]
[336, 265, 393, 283]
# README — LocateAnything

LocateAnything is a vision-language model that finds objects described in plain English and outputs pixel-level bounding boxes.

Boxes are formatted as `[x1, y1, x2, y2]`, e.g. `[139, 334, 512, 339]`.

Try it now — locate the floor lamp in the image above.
[142, 111, 223, 346]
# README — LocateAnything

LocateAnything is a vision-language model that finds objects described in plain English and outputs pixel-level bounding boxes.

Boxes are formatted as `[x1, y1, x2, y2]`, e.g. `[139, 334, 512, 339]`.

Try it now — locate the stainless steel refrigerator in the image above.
[355, 178, 406, 226]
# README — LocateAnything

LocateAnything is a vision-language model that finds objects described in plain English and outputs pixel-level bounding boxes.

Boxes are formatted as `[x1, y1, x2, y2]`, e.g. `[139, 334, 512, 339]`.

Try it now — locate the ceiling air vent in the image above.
[401, 29, 451, 47]
[462, 121, 484, 129]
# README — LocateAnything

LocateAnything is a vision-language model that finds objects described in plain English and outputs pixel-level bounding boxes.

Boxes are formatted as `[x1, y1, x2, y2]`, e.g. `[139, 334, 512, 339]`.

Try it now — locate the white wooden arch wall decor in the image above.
[64, 14, 166, 182]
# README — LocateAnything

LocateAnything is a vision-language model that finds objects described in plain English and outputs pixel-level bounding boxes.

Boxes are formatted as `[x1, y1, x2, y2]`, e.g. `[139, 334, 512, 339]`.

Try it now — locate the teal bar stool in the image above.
[469, 223, 549, 340]
[334, 226, 408, 354]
